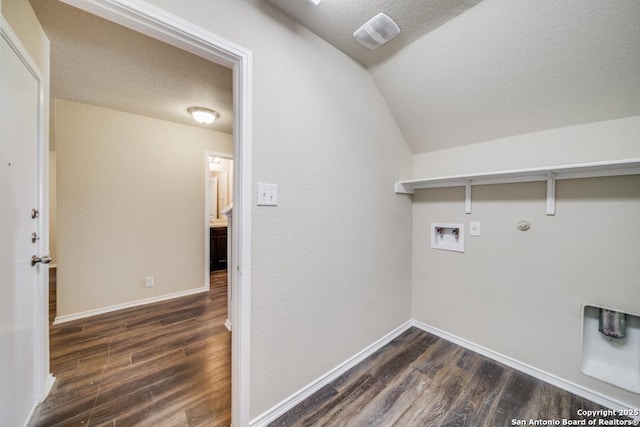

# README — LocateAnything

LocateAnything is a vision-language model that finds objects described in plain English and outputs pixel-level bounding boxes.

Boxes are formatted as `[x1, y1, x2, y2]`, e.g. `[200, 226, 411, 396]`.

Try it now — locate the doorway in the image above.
[206, 152, 234, 330]
[33, 0, 252, 425]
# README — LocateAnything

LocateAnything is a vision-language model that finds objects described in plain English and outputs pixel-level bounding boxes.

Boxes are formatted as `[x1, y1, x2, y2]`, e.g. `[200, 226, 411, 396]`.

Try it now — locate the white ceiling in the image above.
[267, 0, 640, 154]
[29, 0, 233, 139]
[28, 0, 640, 156]
[265, 0, 483, 68]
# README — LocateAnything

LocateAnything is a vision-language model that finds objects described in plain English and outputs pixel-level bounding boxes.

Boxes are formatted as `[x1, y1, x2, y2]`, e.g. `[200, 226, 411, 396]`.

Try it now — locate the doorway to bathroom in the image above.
[206, 152, 234, 330]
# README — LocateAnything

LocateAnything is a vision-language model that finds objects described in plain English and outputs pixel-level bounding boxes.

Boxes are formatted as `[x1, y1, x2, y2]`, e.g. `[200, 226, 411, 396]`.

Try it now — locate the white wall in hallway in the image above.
[56, 99, 232, 318]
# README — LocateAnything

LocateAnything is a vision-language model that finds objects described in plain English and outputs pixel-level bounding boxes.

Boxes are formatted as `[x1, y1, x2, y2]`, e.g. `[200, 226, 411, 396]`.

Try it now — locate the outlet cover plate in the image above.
[469, 221, 480, 236]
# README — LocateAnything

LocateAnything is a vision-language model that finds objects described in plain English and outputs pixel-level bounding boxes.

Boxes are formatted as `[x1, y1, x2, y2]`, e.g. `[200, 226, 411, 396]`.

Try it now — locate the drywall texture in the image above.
[55, 99, 232, 317]
[413, 115, 640, 178]
[412, 176, 640, 408]
[144, 0, 414, 418]
[371, 0, 640, 153]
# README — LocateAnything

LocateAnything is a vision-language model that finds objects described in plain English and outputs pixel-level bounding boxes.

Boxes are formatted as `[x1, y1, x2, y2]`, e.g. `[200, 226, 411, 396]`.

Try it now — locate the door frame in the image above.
[0, 14, 53, 417]
[58, 1, 253, 425]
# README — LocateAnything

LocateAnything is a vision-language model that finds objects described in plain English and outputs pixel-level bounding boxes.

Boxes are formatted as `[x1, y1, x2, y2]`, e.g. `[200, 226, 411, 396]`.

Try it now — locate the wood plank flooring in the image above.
[270, 327, 631, 427]
[29, 269, 230, 427]
[31, 272, 631, 426]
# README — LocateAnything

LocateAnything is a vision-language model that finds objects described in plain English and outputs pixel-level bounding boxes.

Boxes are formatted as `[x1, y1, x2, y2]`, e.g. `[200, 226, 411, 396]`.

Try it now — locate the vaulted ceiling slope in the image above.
[29, 0, 233, 135]
[265, 0, 483, 68]
[269, 0, 640, 154]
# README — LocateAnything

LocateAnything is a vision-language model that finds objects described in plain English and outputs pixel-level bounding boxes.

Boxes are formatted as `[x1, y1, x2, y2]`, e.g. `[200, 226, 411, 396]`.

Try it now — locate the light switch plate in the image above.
[469, 221, 480, 236]
[257, 183, 278, 206]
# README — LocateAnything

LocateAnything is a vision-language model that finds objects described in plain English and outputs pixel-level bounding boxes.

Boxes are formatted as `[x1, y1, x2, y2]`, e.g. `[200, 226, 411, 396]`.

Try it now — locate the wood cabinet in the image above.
[210, 226, 227, 271]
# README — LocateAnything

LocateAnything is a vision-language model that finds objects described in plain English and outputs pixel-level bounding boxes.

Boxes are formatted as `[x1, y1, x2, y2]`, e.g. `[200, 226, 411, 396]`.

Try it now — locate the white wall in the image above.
[143, 0, 414, 418]
[411, 119, 640, 408]
[55, 99, 233, 317]
[413, 115, 640, 178]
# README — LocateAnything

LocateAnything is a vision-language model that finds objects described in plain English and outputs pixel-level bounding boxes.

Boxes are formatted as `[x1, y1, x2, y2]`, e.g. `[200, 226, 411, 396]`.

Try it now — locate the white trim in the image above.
[42, 374, 56, 398]
[56, 2, 253, 425]
[53, 286, 209, 324]
[396, 157, 640, 216]
[396, 158, 640, 193]
[204, 152, 211, 290]
[410, 320, 640, 419]
[22, 374, 55, 427]
[251, 319, 640, 426]
[249, 321, 414, 427]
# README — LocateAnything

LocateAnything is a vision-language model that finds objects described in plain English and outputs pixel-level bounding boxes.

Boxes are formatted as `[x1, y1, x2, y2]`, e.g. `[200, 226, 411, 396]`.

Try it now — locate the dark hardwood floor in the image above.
[31, 272, 631, 426]
[29, 268, 230, 427]
[270, 327, 630, 427]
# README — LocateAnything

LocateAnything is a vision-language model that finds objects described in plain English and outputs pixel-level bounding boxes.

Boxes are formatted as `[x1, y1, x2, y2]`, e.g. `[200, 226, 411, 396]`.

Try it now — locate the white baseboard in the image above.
[224, 318, 232, 331]
[410, 320, 640, 418]
[24, 373, 55, 427]
[249, 320, 414, 427]
[53, 287, 209, 324]
[250, 319, 639, 427]
[43, 373, 55, 398]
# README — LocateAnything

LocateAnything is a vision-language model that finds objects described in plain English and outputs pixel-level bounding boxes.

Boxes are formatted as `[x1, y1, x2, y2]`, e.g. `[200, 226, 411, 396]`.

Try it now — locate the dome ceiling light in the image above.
[188, 107, 220, 124]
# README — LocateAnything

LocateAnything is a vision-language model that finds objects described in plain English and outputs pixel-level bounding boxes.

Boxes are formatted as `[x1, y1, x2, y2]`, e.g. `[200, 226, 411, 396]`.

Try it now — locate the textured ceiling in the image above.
[28, 0, 640, 156]
[29, 0, 233, 138]
[371, 0, 640, 153]
[266, 0, 640, 154]
[265, 0, 483, 68]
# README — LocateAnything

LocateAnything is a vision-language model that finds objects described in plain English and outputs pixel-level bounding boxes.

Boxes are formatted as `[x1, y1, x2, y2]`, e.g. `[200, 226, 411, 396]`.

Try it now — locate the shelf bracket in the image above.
[465, 181, 472, 214]
[546, 172, 556, 216]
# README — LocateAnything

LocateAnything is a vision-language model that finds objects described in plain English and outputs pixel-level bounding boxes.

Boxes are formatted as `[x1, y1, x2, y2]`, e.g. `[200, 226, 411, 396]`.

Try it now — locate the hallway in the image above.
[30, 269, 230, 426]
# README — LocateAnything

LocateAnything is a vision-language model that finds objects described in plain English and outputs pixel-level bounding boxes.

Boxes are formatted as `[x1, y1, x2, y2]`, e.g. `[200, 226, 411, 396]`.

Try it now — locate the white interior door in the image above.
[0, 22, 48, 426]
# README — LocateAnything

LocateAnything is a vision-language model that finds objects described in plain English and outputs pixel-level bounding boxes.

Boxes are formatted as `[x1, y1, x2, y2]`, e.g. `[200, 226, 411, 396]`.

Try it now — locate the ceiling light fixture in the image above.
[308, 0, 322, 5]
[353, 12, 400, 50]
[188, 107, 219, 124]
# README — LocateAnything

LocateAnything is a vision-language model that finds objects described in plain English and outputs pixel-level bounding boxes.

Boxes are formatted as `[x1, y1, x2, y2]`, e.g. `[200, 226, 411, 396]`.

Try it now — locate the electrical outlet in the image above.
[469, 221, 481, 236]
[144, 276, 154, 287]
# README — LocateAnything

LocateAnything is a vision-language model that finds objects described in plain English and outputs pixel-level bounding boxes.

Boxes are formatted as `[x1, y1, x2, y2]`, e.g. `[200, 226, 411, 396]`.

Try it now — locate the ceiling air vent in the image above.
[353, 12, 400, 50]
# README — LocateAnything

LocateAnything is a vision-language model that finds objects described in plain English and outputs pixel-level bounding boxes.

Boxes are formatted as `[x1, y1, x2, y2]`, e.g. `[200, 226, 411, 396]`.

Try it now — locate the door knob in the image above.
[31, 255, 52, 266]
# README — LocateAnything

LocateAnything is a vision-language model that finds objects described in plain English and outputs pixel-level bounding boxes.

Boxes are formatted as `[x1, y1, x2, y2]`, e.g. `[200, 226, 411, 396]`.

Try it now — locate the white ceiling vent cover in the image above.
[353, 12, 401, 50]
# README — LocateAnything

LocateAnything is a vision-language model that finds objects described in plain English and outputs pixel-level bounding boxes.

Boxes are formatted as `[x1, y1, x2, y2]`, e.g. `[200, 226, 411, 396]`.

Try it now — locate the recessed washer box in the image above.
[431, 223, 464, 253]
